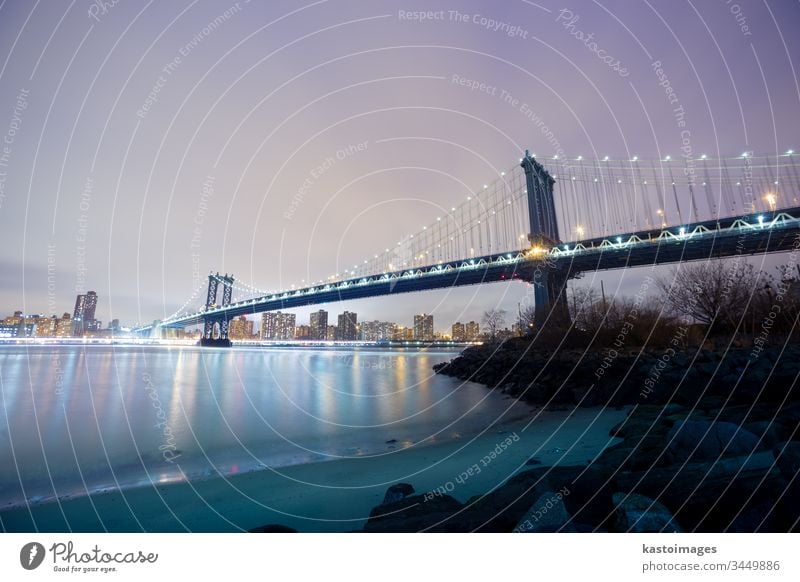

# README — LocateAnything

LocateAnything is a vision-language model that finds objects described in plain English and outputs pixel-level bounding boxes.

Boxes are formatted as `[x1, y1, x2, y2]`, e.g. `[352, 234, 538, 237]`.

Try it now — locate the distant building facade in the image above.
[451, 322, 466, 342]
[465, 321, 480, 341]
[360, 320, 397, 342]
[261, 311, 296, 340]
[72, 291, 98, 335]
[229, 315, 254, 340]
[310, 310, 328, 340]
[294, 324, 312, 340]
[413, 314, 434, 341]
[337, 311, 358, 341]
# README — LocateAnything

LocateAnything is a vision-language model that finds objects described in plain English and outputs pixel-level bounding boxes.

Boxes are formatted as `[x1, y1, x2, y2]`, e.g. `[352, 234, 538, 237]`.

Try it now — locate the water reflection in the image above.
[0, 345, 527, 507]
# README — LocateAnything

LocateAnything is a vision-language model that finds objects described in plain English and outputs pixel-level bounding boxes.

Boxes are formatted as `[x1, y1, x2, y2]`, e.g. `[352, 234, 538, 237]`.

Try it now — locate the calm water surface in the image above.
[0, 345, 528, 507]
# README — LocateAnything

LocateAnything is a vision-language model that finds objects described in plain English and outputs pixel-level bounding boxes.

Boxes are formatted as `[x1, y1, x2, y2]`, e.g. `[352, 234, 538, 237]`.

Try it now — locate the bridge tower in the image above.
[200, 272, 235, 347]
[520, 150, 569, 326]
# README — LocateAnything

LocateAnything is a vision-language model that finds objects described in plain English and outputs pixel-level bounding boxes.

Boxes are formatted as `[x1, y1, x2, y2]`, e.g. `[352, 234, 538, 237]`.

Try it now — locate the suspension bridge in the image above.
[133, 149, 800, 346]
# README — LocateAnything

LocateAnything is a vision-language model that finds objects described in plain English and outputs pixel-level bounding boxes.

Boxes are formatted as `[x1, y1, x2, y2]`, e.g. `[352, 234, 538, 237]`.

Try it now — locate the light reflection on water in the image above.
[0, 345, 529, 507]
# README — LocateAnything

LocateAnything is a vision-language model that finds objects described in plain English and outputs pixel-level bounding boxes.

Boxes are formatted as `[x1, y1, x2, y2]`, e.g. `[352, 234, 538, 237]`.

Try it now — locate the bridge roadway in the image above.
[143, 207, 800, 331]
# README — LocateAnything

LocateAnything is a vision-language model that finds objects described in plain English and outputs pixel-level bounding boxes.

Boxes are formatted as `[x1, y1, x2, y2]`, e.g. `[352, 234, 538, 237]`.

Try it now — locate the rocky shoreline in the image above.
[247, 342, 799, 532]
[354, 407, 798, 532]
[350, 342, 800, 532]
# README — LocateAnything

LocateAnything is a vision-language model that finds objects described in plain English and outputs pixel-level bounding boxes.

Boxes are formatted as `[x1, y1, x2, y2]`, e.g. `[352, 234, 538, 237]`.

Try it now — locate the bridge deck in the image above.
[139, 207, 800, 331]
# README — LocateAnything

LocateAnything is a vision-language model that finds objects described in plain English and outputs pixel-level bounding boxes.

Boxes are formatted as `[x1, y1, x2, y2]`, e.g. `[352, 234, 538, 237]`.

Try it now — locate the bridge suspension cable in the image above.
[167, 149, 798, 321]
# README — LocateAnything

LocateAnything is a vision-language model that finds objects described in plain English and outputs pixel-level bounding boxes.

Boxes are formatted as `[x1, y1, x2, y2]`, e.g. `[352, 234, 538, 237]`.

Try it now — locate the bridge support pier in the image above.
[523, 266, 570, 328]
[199, 273, 234, 348]
[520, 150, 570, 328]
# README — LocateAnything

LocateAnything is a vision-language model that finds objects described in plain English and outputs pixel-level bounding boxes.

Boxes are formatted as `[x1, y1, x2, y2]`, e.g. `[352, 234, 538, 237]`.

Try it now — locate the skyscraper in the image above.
[72, 291, 98, 335]
[465, 321, 480, 341]
[310, 309, 328, 340]
[337, 311, 358, 341]
[452, 322, 466, 342]
[261, 311, 296, 340]
[413, 313, 434, 341]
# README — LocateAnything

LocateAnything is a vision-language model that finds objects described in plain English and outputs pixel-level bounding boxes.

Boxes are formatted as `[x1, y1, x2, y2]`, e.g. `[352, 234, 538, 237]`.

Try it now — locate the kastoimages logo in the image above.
[20, 542, 46, 570]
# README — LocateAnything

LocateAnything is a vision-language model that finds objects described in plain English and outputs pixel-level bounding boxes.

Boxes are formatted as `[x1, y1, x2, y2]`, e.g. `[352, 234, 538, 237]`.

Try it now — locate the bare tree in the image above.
[482, 309, 507, 341]
[658, 260, 763, 333]
[569, 287, 604, 332]
[519, 304, 536, 334]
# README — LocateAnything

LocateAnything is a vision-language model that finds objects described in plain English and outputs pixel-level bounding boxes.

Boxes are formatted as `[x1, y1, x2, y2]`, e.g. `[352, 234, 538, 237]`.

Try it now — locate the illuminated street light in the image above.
[765, 193, 777, 210]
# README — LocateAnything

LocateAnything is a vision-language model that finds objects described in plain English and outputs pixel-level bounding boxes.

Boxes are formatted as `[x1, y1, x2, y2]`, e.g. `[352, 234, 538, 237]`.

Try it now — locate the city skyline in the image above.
[0, 289, 500, 340]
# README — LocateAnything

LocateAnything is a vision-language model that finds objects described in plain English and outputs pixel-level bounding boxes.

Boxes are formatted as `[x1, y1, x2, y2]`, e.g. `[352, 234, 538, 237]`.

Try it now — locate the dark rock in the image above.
[666, 420, 760, 462]
[514, 491, 575, 532]
[525, 457, 542, 466]
[249, 524, 297, 533]
[613, 452, 784, 531]
[364, 493, 463, 532]
[384, 439, 397, 444]
[743, 421, 784, 447]
[773, 441, 800, 481]
[611, 492, 682, 532]
[381, 483, 414, 505]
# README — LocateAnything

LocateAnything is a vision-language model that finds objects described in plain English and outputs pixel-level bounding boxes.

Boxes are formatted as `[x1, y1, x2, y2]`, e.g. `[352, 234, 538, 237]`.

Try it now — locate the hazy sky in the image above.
[1, 0, 798, 330]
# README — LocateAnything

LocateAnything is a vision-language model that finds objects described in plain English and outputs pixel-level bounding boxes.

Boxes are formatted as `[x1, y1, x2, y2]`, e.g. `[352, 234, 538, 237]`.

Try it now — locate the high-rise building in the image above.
[261, 311, 296, 340]
[229, 315, 254, 340]
[310, 310, 328, 340]
[294, 324, 312, 340]
[108, 319, 120, 332]
[465, 321, 480, 341]
[452, 322, 466, 342]
[337, 311, 358, 341]
[413, 314, 434, 341]
[72, 291, 98, 335]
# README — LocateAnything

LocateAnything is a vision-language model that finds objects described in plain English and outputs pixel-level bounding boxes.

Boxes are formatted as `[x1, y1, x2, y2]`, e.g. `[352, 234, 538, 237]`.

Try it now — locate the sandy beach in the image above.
[0, 406, 626, 532]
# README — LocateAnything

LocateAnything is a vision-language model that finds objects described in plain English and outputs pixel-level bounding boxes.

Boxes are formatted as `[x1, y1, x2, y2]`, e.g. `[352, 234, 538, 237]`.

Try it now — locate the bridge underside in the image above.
[168, 262, 542, 330]
[559, 209, 800, 273]
[144, 207, 800, 337]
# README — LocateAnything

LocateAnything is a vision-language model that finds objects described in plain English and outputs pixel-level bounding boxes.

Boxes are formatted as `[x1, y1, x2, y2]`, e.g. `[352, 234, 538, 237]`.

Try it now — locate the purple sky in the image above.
[0, 0, 798, 331]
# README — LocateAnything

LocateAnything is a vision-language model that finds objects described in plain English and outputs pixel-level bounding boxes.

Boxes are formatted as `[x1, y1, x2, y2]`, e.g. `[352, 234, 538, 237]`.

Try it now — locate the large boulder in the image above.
[363, 493, 463, 532]
[666, 420, 760, 463]
[514, 490, 575, 533]
[381, 483, 415, 505]
[612, 492, 682, 532]
[612, 452, 784, 531]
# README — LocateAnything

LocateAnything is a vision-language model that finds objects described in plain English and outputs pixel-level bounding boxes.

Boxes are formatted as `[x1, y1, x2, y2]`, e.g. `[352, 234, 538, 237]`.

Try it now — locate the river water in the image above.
[0, 345, 528, 508]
